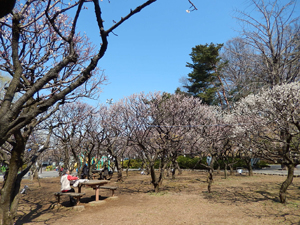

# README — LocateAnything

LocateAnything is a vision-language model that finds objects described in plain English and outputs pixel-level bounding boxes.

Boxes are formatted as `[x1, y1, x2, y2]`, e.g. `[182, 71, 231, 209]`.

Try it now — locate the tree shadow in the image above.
[119, 186, 153, 194]
[255, 190, 280, 202]
[15, 199, 64, 225]
[202, 185, 279, 204]
[16, 194, 110, 224]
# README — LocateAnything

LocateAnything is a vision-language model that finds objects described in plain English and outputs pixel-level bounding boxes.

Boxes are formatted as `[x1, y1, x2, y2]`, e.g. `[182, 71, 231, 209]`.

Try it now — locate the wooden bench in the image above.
[54, 192, 85, 205]
[99, 186, 117, 197]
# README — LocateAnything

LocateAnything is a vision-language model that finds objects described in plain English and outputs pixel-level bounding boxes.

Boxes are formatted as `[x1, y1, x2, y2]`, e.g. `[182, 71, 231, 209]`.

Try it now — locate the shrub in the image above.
[215, 158, 269, 170]
[177, 156, 207, 170]
[253, 160, 269, 169]
[122, 159, 143, 169]
[21, 164, 27, 171]
[46, 165, 53, 171]
[216, 158, 245, 170]
[0, 166, 7, 173]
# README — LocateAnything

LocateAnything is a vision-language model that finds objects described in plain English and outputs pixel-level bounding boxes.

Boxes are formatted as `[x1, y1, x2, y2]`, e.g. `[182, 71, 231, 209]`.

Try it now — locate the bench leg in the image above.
[75, 197, 81, 205]
[111, 190, 114, 197]
[57, 195, 61, 204]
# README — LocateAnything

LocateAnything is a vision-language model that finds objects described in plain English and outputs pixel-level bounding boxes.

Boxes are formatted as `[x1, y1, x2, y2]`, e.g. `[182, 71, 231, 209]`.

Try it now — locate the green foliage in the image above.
[216, 158, 269, 169]
[177, 156, 207, 169]
[177, 156, 269, 170]
[46, 165, 53, 171]
[122, 157, 269, 170]
[0, 165, 7, 173]
[21, 164, 27, 171]
[253, 160, 269, 169]
[216, 158, 244, 170]
[122, 159, 143, 169]
[122, 159, 163, 169]
[182, 43, 225, 105]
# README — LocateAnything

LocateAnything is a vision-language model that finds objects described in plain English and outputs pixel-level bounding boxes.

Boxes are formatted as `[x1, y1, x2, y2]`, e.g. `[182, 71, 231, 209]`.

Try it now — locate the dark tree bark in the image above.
[207, 167, 214, 193]
[171, 159, 182, 179]
[224, 162, 228, 179]
[279, 164, 294, 203]
[115, 159, 123, 182]
[244, 158, 253, 176]
[149, 157, 168, 193]
[126, 158, 131, 177]
[175, 160, 182, 175]
[229, 164, 234, 175]
[206, 156, 215, 193]
[150, 164, 159, 192]
[0, 133, 25, 225]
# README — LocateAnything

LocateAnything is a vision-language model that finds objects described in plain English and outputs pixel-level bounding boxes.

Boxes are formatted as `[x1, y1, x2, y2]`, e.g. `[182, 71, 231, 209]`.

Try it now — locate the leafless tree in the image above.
[222, 0, 300, 100]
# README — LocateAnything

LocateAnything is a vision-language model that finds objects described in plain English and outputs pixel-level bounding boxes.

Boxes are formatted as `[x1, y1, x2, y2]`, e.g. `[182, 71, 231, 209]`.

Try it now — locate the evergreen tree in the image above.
[179, 43, 226, 106]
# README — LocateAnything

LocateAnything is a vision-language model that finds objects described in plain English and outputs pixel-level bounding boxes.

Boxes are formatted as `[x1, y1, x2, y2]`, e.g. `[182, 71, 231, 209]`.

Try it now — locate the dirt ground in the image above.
[2, 170, 300, 225]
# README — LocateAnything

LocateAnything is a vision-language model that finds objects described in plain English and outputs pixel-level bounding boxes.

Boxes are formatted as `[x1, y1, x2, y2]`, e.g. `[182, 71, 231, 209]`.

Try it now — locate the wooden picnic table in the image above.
[78, 180, 109, 201]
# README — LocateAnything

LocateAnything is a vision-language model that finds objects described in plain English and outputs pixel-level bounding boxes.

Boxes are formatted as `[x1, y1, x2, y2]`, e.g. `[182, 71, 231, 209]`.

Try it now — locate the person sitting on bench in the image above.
[61, 169, 78, 193]
[61, 169, 79, 205]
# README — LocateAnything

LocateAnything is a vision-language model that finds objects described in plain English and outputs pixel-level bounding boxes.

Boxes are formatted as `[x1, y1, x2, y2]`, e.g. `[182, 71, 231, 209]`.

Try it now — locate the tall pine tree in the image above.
[178, 43, 227, 106]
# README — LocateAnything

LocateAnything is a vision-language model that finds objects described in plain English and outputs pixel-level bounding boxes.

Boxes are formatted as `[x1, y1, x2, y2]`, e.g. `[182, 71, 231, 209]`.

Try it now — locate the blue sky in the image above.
[75, 0, 264, 105]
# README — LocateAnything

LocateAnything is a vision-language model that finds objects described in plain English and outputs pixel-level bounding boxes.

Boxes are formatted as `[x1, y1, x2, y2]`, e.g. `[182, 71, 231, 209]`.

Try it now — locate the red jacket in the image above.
[61, 174, 78, 192]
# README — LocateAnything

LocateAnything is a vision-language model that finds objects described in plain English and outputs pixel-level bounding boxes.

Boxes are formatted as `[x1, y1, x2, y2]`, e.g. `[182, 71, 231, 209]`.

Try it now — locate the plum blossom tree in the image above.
[124, 92, 211, 192]
[0, 0, 197, 223]
[224, 112, 259, 176]
[149, 93, 209, 180]
[99, 101, 133, 182]
[122, 92, 174, 192]
[51, 102, 99, 177]
[192, 107, 233, 192]
[233, 81, 300, 203]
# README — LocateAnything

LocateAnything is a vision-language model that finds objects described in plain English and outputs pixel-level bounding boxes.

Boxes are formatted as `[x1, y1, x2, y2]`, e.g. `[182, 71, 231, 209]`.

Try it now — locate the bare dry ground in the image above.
[2, 170, 300, 225]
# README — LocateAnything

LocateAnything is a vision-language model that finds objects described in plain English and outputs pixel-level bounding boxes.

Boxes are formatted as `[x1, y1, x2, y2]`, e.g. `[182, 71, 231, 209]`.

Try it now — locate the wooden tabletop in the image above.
[82, 180, 109, 186]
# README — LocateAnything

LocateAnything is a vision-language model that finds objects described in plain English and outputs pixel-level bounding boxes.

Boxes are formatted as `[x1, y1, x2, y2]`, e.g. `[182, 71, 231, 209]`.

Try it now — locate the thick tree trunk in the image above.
[171, 160, 181, 179]
[207, 157, 215, 193]
[175, 160, 182, 175]
[246, 161, 253, 176]
[229, 164, 234, 176]
[150, 164, 159, 193]
[31, 164, 39, 180]
[244, 159, 253, 176]
[158, 164, 165, 186]
[126, 159, 131, 177]
[171, 167, 176, 180]
[216, 163, 221, 175]
[166, 167, 170, 177]
[207, 167, 213, 193]
[115, 159, 123, 182]
[224, 163, 228, 179]
[279, 164, 294, 203]
[0, 138, 25, 225]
